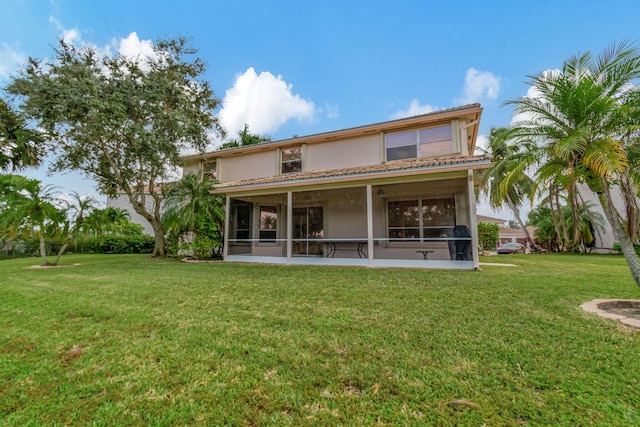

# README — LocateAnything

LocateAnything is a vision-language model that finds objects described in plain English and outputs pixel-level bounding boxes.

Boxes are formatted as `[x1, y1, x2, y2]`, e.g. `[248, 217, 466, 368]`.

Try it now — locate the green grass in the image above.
[1, 254, 639, 426]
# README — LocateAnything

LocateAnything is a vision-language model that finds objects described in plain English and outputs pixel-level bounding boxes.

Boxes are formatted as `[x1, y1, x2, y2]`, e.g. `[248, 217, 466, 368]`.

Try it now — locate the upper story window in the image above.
[201, 160, 217, 181]
[281, 146, 302, 174]
[385, 124, 453, 161]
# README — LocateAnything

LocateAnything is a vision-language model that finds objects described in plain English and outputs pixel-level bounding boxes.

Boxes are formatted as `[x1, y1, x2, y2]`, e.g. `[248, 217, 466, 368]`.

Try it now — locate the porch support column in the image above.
[287, 191, 293, 265]
[366, 184, 374, 268]
[223, 195, 230, 260]
[467, 170, 480, 269]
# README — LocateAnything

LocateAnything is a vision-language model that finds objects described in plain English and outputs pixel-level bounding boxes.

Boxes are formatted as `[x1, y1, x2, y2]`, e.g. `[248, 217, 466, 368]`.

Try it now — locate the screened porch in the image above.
[222, 175, 479, 269]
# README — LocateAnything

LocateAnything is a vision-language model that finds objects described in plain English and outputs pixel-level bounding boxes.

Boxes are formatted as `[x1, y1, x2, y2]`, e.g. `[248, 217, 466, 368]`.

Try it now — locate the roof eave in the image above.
[211, 158, 491, 195]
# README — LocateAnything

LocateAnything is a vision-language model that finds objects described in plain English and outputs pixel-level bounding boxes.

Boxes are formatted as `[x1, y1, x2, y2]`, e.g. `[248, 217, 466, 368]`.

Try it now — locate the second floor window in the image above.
[202, 160, 217, 181]
[281, 146, 302, 174]
[385, 124, 453, 161]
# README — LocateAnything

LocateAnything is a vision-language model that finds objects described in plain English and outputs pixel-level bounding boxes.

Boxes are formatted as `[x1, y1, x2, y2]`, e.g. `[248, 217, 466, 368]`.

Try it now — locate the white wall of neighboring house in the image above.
[577, 182, 629, 250]
[106, 194, 157, 236]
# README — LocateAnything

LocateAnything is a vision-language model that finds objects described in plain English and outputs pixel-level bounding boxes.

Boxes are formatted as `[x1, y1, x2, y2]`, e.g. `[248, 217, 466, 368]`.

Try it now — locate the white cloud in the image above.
[117, 32, 157, 62]
[219, 67, 316, 137]
[475, 134, 490, 155]
[0, 43, 26, 80]
[324, 102, 339, 119]
[391, 99, 437, 119]
[457, 68, 501, 104]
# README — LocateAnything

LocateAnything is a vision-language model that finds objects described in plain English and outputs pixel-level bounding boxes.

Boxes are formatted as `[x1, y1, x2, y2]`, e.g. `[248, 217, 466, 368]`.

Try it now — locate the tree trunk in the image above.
[599, 180, 640, 287]
[123, 189, 167, 257]
[150, 218, 167, 258]
[53, 240, 70, 265]
[506, 194, 535, 247]
[620, 174, 639, 245]
[39, 234, 48, 266]
[577, 190, 605, 249]
[567, 175, 581, 252]
[548, 187, 563, 251]
[554, 188, 570, 251]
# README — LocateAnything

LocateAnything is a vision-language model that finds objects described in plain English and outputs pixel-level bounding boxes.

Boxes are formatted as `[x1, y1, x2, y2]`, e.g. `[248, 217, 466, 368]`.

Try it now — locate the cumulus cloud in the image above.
[117, 32, 157, 62]
[0, 43, 26, 80]
[391, 99, 437, 119]
[457, 68, 501, 104]
[219, 67, 316, 137]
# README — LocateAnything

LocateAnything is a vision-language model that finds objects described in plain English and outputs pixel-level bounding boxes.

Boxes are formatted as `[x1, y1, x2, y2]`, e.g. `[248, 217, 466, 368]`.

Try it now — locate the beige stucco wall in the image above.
[219, 150, 278, 182]
[182, 161, 200, 176]
[305, 134, 382, 171]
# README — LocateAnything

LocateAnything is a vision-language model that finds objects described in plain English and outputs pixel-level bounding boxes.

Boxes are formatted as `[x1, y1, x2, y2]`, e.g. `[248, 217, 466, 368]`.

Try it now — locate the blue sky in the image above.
[2, 0, 640, 217]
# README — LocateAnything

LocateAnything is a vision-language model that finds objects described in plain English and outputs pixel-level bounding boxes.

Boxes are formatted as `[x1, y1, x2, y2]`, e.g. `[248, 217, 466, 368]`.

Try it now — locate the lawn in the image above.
[1, 254, 639, 426]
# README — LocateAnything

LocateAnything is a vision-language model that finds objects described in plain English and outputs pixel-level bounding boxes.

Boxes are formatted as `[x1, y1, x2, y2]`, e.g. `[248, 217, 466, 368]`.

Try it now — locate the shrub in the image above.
[477, 222, 500, 252]
[86, 235, 155, 254]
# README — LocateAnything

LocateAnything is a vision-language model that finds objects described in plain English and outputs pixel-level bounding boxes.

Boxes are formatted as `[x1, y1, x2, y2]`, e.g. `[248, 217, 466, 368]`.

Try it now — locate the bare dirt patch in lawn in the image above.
[27, 263, 82, 269]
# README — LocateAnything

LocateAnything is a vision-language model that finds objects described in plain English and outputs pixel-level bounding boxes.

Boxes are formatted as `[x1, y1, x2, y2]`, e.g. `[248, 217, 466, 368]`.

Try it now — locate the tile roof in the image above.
[213, 153, 492, 192]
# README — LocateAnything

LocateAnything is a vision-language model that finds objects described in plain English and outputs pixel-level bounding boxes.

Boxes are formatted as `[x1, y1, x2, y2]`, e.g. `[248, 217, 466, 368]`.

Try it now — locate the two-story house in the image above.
[182, 103, 491, 269]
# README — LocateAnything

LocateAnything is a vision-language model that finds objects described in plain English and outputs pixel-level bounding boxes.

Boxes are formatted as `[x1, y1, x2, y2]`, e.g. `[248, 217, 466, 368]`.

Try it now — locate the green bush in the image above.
[477, 222, 500, 252]
[86, 235, 155, 254]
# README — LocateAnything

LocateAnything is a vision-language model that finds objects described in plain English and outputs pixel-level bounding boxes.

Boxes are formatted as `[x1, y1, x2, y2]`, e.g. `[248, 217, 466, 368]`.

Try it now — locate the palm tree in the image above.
[68, 192, 100, 235]
[479, 127, 536, 244]
[506, 40, 640, 286]
[163, 173, 225, 258]
[0, 176, 67, 265]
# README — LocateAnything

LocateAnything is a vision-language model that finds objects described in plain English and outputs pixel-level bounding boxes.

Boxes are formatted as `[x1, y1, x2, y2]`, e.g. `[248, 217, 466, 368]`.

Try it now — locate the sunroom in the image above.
[212, 154, 491, 269]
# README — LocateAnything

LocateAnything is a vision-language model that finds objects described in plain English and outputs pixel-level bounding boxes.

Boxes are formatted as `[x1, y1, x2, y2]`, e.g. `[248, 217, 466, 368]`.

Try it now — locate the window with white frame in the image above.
[388, 197, 456, 241]
[201, 160, 217, 181]
[385, 124, 453, 161]
[280, 146, 302, 174]
[258, 205, 278, 242]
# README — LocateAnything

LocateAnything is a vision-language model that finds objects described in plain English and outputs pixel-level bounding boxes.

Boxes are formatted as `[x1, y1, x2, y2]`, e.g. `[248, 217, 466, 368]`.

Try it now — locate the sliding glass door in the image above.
[292, 206, 324, 256]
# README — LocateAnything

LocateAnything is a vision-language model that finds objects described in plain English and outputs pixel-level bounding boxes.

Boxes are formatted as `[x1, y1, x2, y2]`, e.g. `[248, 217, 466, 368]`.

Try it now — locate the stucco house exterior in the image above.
[181, 103, 492, 269]
[477, 214, 534, 249]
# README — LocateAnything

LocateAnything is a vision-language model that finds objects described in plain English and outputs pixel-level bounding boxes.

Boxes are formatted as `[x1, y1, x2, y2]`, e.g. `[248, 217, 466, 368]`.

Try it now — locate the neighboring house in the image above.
[181, 103, 491, 269]
[477, 214, 533, 249]
[577, 182, 628, 252]
[106, 187, 164, 236]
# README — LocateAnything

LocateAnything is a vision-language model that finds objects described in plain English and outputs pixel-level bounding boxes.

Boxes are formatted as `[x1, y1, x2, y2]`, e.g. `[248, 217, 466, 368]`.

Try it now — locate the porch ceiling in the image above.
[211, 154, 492, 195]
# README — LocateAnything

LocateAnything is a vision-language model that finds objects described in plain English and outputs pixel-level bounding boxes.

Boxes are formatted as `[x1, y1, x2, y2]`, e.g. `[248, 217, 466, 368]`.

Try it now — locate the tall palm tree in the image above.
[506, 40, 640, 286]
[479, 127, 536, 244]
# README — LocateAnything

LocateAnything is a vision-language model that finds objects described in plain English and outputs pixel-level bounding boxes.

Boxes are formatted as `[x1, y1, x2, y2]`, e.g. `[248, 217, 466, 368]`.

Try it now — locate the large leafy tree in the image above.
[506, 40, 640, 286]
[7, 37, 224, 257]
[0, 98, 44, 171]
